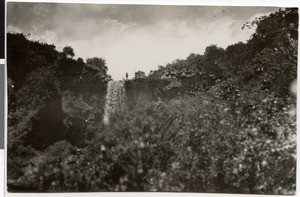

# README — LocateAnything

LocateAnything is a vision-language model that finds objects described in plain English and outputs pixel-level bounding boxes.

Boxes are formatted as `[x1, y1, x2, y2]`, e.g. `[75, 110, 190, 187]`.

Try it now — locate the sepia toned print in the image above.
[7, 3, 297, 194]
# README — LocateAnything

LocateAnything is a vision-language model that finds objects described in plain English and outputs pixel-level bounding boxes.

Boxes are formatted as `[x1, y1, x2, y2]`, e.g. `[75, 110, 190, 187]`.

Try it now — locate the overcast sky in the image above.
[7, 3, 279, 80]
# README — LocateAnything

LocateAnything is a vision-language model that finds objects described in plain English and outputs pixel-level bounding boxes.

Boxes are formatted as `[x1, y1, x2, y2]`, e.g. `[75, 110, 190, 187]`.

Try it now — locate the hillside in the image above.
[7, 8, 298, 194]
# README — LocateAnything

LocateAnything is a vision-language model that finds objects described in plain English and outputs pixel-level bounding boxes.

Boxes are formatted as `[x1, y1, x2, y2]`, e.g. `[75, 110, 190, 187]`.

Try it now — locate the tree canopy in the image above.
[86, 57, 108, 76]
[134, 70, 146, 79]
[63, 46, 75, 59]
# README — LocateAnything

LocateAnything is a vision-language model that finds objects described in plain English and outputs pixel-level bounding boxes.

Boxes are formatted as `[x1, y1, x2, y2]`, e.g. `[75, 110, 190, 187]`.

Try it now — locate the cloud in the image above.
[7, 3, 280, 79]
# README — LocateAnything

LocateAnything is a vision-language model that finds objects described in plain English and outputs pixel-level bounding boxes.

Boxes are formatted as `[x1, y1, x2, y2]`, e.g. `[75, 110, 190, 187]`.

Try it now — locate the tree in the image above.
[204, 45, 225, 62]
[202, 45, 225, 80]
[134, 71, 146, 79]
[86, 57, 108, 76]
[223, 42, 249, 75]
[242, 8, 298, 95]
[245, 8, 298, 53]
[63, 46, 75, 59]
[77, 57, 84, 63]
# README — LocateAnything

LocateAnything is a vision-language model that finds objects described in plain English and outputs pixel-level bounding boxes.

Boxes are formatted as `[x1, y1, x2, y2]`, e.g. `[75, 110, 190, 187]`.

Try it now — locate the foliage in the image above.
[86, 57, 108, 76]
[134, 71, 146, 79]
[63, 46, 75, 59]
[7, 8, 297, 194]
[15, 92, 295, 193]
[7, 33, 57, 89]
[7, 31, 110, 175]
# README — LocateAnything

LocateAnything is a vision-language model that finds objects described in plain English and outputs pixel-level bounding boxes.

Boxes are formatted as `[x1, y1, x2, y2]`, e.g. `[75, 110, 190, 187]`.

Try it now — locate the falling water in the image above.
[103, 80, 127, 125]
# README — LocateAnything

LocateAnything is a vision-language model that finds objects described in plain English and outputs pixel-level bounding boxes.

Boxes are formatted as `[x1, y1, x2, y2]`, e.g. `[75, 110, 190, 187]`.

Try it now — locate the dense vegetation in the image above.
[7, 8, 297, 194]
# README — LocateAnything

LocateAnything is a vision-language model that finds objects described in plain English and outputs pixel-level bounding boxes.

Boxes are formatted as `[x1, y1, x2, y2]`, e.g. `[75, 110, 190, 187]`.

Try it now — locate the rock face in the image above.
[103, 80, 127, 125]
[24, 97, 65, 150]
[125, 79, 154, 104]
[124, 78, 181, 104]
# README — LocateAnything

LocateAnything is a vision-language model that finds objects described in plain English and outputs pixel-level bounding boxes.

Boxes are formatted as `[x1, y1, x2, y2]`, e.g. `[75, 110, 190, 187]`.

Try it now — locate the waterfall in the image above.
[103, 80, 127, 125]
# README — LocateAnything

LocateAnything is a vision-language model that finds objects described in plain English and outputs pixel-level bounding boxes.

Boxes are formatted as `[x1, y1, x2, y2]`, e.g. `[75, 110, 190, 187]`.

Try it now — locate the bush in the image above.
[18, 91, 295, 194]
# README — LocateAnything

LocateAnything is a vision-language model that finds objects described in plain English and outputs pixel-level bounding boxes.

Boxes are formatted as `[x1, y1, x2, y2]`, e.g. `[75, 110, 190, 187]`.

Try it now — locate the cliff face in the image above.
[124, 77, 203, 103]
[7, 33, 109, 151]
[125, 79, 154, 103]
[58, 58, 108, 146]
[24, 97, 65, 150]
[7, 34, 109, 187]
